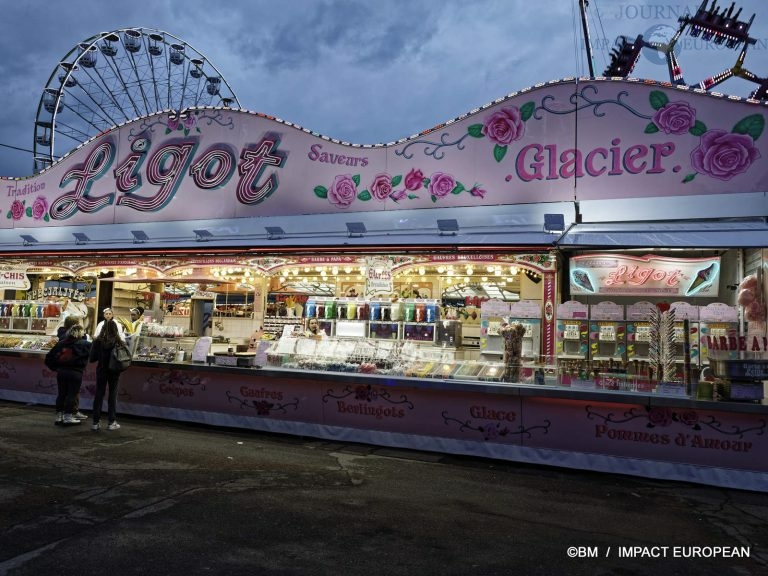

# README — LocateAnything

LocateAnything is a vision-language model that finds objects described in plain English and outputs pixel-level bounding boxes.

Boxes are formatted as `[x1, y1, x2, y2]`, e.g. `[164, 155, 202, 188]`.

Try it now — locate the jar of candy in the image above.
[369, 301, 380, 321]
[415, 303, 426, 323]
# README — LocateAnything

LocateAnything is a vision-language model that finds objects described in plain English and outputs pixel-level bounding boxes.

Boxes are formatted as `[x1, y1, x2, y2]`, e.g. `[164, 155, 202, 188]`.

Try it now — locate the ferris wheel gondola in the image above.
[33, 27, 241, 173]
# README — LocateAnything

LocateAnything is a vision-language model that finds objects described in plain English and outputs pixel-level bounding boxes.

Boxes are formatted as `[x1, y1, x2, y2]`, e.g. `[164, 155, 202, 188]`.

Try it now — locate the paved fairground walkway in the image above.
[0, 400, 766, 576]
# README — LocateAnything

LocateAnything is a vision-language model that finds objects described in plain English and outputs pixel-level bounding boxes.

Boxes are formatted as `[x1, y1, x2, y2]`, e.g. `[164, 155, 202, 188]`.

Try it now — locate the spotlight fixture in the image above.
[437, 219, 459, 235]
[72, 232, 90, 245]
[346, 222, 366, 237]
[131, 230, 150, 243]
[20, 234, 39, 246]
[543, 213, 566, 234]
[193, 229, 213, 241]
[265, 226, 285, 240]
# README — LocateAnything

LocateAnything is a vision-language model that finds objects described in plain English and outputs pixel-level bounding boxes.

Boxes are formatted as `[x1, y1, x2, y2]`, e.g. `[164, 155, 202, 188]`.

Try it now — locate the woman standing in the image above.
[89, 313, 126, 431]
[54, 315, 89, 424]
[52, 324, 92, 425]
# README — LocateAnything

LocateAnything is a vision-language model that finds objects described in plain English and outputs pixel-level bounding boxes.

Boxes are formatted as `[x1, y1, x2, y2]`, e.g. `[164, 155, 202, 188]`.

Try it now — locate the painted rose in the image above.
[653, 101, 696, 135]
[469, 186, 486, 199]
[429, 172, 456, 198]
[482, 106, 525, 145]
[254, 400, 273, 416]
[690, 129, 761, 180]
[404, 168, 424, 191]
[355, 385, 377, 401]
[484, 424, 499, 441]
[167, 116, 180, 131]
[328, 174, 357, 209]
[369, 173, 392, 201]
[390, 189, 407, 202]
[10, 199, 24, 220]
[647, 407, 672, 427]
[182, 114, 197, 130]
[677, 410, 699, 427]
[31, 196, 48, 220]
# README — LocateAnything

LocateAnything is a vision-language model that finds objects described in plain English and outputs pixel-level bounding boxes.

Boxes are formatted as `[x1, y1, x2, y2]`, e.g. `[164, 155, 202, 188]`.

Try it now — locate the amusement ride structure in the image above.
[602, 0, 768, 99]
[32, 27, 241, 173]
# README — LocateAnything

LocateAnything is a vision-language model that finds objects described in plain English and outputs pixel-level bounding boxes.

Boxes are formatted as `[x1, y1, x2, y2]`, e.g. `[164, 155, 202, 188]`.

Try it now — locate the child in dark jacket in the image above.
[54, 324, 92, 425]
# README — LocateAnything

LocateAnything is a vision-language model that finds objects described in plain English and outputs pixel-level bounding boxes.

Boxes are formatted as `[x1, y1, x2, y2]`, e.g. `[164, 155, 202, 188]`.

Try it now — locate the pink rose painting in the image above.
[467, 102, 534, 163]
[652, 101, 696, 135]
[369, 173, 393, 201]
[166, 112, 201, 136]
[404, 168, 424, 191]
[6, 196, 51, 222]
[690, 129, 761, 181]
[314, 169, 485, 206]
[428, 172, 457, 199]
[327, 174, 358, 209]
[647, 407, 673, 427]
[9, 199, 24, 220]
[31, 196, 49, 220]
[644, 90, 764, 183]
[482, 106, 526, 145]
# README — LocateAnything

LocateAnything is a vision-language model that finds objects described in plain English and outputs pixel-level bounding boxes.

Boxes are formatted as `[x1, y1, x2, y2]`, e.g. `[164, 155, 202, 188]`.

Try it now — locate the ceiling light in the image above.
[131, 230, 150, 243]
[265, 226, 285, 240]
[193, 229, 213, 241]
[437, 219, 459, 235]
[544, 213, 565, 234]
[346, 222, 366, 237]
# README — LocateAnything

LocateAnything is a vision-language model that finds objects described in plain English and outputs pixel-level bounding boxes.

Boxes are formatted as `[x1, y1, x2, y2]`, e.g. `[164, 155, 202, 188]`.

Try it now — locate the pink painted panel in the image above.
[522, 396, 768, 473]
[1, 356, 96, 400]
[5, 79, 763, 229]
[120, 367, 323, 422]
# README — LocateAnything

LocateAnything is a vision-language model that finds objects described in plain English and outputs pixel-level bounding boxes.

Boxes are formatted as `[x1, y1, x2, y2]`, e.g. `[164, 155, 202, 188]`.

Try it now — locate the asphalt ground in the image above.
[0, 399, 767, 576]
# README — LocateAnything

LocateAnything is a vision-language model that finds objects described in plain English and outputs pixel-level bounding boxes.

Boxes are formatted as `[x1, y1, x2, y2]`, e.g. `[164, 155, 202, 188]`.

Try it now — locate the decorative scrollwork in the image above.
[533, 85, 653, 121]
[442, 410, 551, 441]
[322, 384, 414, 409]
[226, 391, 299, 416]
[394, 132, 472, 160]
[586, 405, 766, 438]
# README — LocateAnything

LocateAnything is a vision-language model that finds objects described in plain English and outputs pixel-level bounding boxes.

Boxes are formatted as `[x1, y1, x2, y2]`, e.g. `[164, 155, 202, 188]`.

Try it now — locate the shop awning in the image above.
[0, 202, 576, 254]
[559, 192, 768, 249]
[558, 219, 768, 249]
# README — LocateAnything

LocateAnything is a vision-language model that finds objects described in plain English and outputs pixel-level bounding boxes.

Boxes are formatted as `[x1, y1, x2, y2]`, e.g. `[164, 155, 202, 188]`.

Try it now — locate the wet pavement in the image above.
[0, 399, 767, 576]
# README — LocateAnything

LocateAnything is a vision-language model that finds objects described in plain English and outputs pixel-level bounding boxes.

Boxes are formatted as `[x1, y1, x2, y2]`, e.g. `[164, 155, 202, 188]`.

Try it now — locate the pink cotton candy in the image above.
[737, 288, 755, 306]
[739, 274, 758, 292]
[745, 300, 766, 322]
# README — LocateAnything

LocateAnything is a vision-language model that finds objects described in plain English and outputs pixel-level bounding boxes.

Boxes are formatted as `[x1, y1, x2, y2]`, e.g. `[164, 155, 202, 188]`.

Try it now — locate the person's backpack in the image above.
[109, 343, 132, 372]
[44, 341, 74, 371]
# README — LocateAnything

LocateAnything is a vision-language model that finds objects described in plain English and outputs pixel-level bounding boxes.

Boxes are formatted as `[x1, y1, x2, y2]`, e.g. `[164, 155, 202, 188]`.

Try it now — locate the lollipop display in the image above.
[499, 322, 527, 382]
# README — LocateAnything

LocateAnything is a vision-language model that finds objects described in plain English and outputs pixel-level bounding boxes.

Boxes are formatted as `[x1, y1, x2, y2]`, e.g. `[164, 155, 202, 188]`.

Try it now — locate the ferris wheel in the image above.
[33, 27, 241, 173]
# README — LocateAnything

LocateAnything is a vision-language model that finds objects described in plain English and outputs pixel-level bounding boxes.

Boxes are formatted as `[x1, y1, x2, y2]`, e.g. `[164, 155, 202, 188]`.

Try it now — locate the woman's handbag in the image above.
[109, 343, 132, 371]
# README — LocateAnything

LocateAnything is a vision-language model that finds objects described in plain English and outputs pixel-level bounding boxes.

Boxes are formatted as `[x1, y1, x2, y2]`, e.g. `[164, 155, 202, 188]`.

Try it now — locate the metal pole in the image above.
[579, 0, 596, 77]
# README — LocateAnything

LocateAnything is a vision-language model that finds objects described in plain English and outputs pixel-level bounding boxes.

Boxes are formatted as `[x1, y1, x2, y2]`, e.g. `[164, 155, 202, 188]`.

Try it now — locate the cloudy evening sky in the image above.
[0, 0, 765, 177]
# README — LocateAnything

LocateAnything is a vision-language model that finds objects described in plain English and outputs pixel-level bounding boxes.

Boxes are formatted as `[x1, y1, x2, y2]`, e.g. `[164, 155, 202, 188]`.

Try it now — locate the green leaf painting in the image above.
[467, 124, 484, 138]
[732, 114, 765, 141]
[689, 121, 707, 136]
[644, 123, 659, 134]
[520, 101, 535, 121]
[649, 90, 669, 110]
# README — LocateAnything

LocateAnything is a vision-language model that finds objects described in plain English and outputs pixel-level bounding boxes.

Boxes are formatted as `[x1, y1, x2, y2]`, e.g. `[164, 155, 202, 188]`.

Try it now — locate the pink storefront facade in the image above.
[1, 78, 767, 491]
